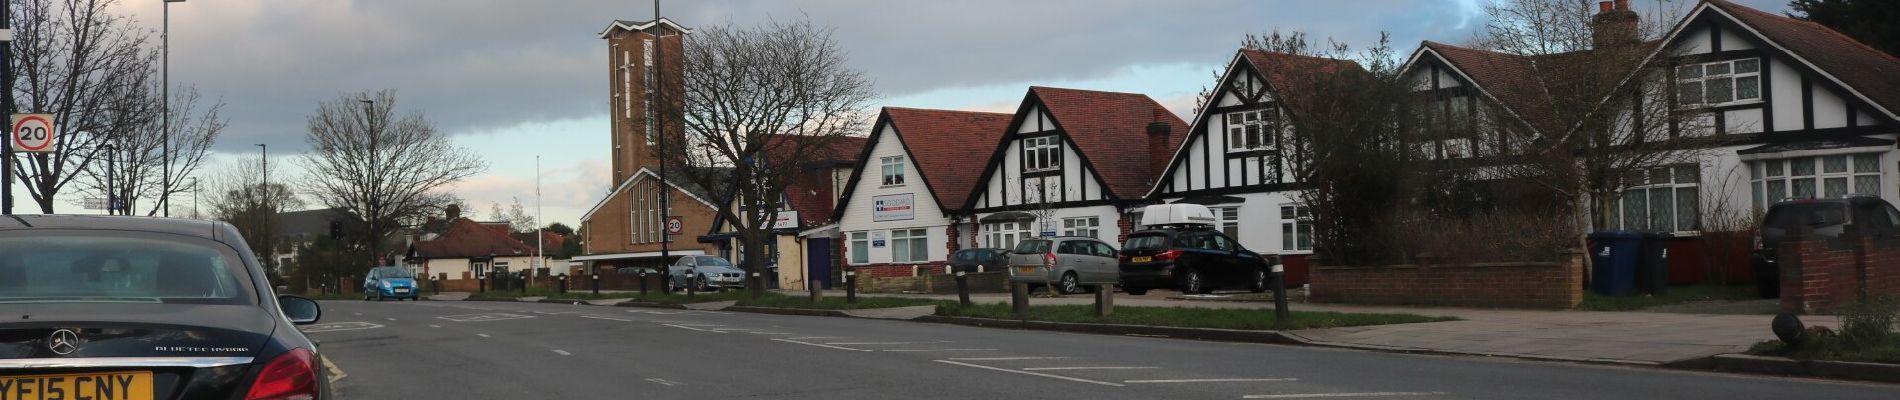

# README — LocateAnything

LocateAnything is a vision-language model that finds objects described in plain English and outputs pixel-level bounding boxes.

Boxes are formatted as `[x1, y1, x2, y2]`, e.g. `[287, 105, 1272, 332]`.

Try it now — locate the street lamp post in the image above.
[257, 143, 269, 271]
[103, 143, 116, 215]
[161, 0, 188, 217]
[359, 99, 377, 273]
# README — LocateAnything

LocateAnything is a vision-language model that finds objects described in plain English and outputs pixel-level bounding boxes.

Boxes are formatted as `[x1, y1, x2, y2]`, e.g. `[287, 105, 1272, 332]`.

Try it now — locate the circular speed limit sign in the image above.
[665, 216, 684, 235]
[10, 114, 55, 153]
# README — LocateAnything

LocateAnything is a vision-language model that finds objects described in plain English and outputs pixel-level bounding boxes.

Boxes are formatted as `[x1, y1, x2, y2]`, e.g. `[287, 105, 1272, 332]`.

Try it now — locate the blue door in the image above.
[806, 238, 833, 289]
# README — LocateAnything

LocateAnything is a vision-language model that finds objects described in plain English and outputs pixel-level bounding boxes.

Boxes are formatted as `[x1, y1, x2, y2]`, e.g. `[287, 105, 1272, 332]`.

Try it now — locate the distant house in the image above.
[832, 107, 1012, 278]
[405, 215, 550, 281]
[704, 134, 866, 289]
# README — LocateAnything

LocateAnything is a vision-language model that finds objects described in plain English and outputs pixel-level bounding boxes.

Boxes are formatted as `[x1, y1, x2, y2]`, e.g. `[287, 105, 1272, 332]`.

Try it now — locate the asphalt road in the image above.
[305, 299, 1900, 400]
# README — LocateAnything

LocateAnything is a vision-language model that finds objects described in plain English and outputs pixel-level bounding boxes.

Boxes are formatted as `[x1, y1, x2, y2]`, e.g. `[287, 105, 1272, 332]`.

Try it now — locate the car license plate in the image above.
[1016, 266, 1036, 274]
[395, 288, 410, 293]
[1132, 256, 1152, 263]
[0, 371, 154, 400]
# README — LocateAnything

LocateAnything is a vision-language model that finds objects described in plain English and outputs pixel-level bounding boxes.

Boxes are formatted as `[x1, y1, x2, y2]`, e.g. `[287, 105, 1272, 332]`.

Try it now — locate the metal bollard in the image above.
[1094, 284, 1114, 317]
[686, 272, 697, 299]
[1272, 260, 1289, 323]
[955, 268, 972, 307]
[847, 269, 862, 303]
[558, 274, 568, 294]
[592, 274, 600, 295]
[477, 275, 486, 293]
[520, 275, 528, 293]
[639, 271, 649, 297]
[1011, 282, 1029, 317]
[430, 275, 440, 295]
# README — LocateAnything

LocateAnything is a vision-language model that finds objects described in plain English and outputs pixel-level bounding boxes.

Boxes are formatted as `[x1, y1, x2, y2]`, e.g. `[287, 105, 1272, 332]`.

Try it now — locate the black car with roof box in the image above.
[0, 215, 329, 400]
[1118, 204, 1275, 295]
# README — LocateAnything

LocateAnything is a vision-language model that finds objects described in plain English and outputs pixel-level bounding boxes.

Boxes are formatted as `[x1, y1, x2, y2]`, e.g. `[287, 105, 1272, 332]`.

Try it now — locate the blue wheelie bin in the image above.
[1587, 231, 1643, 296]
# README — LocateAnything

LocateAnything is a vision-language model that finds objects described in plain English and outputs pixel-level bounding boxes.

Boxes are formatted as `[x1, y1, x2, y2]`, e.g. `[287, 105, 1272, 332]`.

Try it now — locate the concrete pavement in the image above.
[305, 299, 1900, 399]
[837, 290, 1823, 365]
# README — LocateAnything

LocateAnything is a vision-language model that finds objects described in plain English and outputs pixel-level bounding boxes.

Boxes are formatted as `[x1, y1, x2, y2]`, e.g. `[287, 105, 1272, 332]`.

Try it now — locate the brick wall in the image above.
[1115, 215, 1134, 244]
[946, 222, 962, 255]
[861, 272, 1009, 294]
[1308, 252, 1584, 309]
[854, 263, 939, 279]
[1778, 236, 1900, 313]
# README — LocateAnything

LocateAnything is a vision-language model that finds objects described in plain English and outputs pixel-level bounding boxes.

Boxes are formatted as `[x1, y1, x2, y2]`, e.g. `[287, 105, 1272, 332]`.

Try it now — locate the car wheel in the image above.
[1059, 272, 1082, 295]
[1248, 268, 1269, 293]
[1180, 269, 1209, 295]
[1125, 287, 1149, 296]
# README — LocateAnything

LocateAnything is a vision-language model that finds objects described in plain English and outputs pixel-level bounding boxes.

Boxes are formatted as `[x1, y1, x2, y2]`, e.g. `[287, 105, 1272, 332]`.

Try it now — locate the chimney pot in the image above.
[1598, 1, 1612, 13]
[1616, 0, 1629, 10]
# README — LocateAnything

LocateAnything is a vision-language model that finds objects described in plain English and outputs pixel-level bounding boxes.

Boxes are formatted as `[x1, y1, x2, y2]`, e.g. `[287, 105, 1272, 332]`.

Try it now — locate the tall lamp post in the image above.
[161, 0, 188, 217]
[359, 99, 377, 271]
[257, 143, 269, 271]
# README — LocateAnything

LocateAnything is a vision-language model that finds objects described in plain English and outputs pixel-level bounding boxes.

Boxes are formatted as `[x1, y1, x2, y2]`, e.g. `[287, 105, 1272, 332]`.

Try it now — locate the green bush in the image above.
[1839, 296, 1899, 350]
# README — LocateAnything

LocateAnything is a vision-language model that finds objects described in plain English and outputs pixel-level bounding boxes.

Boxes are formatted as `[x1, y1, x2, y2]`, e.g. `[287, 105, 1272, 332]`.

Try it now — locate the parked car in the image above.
[0, 215, 330, 400]
[363, 265, 420, 301]
[948, 248, 1010, 273]
[1752, 195, 1900, 298]
[670, 255, 746, 291]
[1119, 204, 1274, 295]
[615, 266, 658, 276]
[1007, 237, 1120, 294]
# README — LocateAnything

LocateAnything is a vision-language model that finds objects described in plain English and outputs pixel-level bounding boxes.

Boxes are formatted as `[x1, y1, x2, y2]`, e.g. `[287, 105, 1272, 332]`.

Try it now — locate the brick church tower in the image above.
[598, 18, 687, 184]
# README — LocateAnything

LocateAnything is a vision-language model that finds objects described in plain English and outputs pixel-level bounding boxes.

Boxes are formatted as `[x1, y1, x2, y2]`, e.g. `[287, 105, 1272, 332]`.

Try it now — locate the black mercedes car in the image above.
[0, 215, 329, 400]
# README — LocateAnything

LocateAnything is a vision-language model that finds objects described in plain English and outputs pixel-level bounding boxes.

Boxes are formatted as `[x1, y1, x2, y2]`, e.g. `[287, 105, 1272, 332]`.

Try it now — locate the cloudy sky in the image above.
[11, 0, 1789, 226]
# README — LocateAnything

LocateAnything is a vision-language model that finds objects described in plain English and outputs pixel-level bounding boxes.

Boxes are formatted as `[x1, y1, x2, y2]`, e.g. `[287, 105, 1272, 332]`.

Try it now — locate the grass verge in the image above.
[734, 293, 953, 310]
[934, 304, 1457, 331]
[1573, 284, 1757, 311]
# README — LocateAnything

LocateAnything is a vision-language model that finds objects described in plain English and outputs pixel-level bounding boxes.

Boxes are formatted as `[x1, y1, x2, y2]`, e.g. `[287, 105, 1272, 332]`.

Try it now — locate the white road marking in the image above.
[438, 313, 535, 322]
[1022, 366, 1159, 371]
[693, 311, 733, 315]
[788, 337, 843, 340]
[881, 349, 997, 352]
[429, 325, 441, 328]
[645, 378, 683, 386]
[1242, 392, 1445, 399]
[553, 350, 572, 356]
[669, 323, 722, 327]
[709, 328, 756, 332]
[662, 324, 726, 333]
[385, 318, 397, 321]
[747, 332, 794, 335]
[947, 357, 1068, 361]
[771, 338, 871, 352]
[931, 360, 1123, 387]
[477, 333, 491, 338]
[579, 315, 635, 322]
[301, 322, 385, 333]
[1125, 378, 1296, 384]
[322, 356, 348, 383]
[826, 341, 946, 345]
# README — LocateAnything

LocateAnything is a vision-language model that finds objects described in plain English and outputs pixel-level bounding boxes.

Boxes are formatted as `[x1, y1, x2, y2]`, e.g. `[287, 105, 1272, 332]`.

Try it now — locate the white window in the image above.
[890, 229, 930, 263]
[1678, 58, 1761, 107]
[983, 222, 1033, 249]
[849, 232, 870, 265]
[1280, 205, 1312, 251]
[1023, 136, 1061, 172]
[1617, 165, 1700, 232]
[1750, 154, 1881, 209]
[620, 50, 632, 120]
[1226, 109, 1278, 152]
[1212, 206, 1241, 239]
[880, 156, 907, 186]
[643, 39, 658, 145]
[1061, 217, 1100, 239]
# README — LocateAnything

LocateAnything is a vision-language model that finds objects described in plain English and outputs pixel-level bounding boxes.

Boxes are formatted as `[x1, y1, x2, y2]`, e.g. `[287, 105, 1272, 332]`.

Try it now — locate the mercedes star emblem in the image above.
[47, 329, 80, 355]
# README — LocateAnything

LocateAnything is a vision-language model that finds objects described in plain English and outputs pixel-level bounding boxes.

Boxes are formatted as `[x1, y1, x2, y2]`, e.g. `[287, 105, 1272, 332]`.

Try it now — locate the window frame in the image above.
[848, 232, 871, 265]
[1616, 165, 1701, 233]
[1750, 154, 1882, 207]
[1211, 206, 1241, 240]
[1022, 136, 1062, 173]
[1279, 205, 1313, 252]
[1677, 58, 1762, 109]
[890, 228, 930, 263]
[879, 155, 907, 187]
[1225, 108, 1278, 152]
[1060, 216, 1100, 240]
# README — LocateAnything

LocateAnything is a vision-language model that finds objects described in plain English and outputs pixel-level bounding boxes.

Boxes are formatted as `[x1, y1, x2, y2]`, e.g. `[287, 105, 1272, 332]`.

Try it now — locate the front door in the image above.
[806, 238, 833, 289]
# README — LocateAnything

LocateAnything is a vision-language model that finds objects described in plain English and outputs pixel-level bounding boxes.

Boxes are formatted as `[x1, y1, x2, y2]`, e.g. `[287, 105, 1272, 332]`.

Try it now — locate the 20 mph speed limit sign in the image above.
[10, 114, 55, 153]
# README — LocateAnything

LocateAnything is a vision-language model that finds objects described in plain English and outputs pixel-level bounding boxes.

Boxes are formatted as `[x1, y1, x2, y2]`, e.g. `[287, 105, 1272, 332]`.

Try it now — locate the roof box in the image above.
[1140, 204, 1216, 227]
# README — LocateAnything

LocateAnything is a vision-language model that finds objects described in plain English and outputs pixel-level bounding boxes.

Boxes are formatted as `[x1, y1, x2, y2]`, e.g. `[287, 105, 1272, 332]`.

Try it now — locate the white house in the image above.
[961, 86, 1190, 252]
[833, 107, 1012, 277]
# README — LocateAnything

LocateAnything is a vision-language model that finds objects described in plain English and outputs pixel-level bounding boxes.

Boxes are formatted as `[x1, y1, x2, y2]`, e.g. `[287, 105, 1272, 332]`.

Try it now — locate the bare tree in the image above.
[488, 197, 536, 233]
[301, 90, 485, 276]
[7, 0, 159, 213]
[659, 19, 876, 299]
[79, 85, 225, 216]
[203, 155, 304, 274]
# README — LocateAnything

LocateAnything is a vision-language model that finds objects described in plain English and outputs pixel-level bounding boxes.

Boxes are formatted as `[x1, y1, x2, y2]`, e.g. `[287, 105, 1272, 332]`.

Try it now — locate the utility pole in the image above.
[104, 144, 116, 215]
[161, 0, 188, 216]
[655, 0, 670, 279]
[1, 0, 13, 215]
[536, 155, 544, 279]
[257, 143, 270, 271]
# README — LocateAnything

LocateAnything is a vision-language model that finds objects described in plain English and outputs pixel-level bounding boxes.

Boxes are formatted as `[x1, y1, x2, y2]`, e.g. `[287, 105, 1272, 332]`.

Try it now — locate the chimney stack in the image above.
[1146, 121, 1173, 179]
[1592, 0, 1640, 50]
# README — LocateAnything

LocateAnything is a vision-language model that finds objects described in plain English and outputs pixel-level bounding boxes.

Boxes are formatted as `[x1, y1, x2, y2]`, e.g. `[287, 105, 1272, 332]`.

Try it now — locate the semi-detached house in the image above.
[961, 87, 1191, 255]
[834, 107, 1011, 278]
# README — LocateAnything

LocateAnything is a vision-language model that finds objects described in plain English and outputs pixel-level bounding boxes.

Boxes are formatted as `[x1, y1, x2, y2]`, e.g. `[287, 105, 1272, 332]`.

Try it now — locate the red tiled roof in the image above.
[884, 107, 1014, 210]
[411, 218, 535, 259]
[766, 134, 869, 226]
[1420, 41, 1563, 131]
[1238, 49, 1367, 114]
[1706, 0, 1900, 117]
[1029, 86, 1191, 199]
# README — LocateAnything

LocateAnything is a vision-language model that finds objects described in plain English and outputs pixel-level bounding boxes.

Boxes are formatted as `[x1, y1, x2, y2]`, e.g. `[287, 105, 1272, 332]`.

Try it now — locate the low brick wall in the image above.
[861, 271, 1009, 294]
[854, 263, 943, 279]
[1309, 252, 1584, 309]
[1778, 236, 1900, 313]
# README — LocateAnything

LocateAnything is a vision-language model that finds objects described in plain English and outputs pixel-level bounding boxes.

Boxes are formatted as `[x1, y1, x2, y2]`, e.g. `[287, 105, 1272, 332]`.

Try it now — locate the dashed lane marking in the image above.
[746, 332, 794, 335]
[429, 325, 441, 328]
[645, 378, 683, 386]
[947, 357, 1067, 361]
[1242, 393, 1445, 399]
[662, 324, 726, 333]
[1022, 366, 1159, 371]
[385, 318, 397, 321]
[553, 350, 572, 356]
[438, 313, 535, 322]
[931, 360, 1123, 387]
[477, 333, 491, 338]
[301, 322, 384, 333]
[881, 349, 997, 352]
[788, 337, 843, 340]
[826, 341, 947, 345]
[771, 338, 871, 352]
[1125, 378, 1296, 384]
[579, 315, 635, 322]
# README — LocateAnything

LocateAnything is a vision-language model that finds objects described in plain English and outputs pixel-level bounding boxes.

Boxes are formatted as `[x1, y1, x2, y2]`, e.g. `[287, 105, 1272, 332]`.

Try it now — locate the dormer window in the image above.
[1677, 58, 1760, 108]
[1226, 108, 1277, 152]
[1023, 136, 1061, 173]
[880, 155, 907, 186]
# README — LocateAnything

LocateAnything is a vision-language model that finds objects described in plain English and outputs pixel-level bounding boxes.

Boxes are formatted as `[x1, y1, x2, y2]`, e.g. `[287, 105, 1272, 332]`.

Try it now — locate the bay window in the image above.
[1750, 154, 1882, 208]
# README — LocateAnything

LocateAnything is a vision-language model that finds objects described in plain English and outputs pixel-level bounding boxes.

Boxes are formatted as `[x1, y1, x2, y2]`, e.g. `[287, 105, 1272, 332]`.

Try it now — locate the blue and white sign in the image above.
[872, 240, 886, 248]
[872, 193, 914, 222]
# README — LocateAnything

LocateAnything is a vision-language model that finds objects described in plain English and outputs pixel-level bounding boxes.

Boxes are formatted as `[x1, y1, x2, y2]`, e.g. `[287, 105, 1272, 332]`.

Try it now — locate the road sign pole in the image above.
[2, 0, 12, 215]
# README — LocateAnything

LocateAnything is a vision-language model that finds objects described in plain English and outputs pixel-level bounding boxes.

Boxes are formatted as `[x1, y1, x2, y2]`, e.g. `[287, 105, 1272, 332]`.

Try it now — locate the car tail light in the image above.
[1154, 249, 1183, 262]
[247, 348, 318, 400]
[1044, 251, 1057, 267]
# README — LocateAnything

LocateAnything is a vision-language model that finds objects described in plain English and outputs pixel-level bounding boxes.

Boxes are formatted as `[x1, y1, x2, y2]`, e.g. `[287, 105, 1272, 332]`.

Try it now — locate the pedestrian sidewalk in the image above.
[797, 289, 1832, 366]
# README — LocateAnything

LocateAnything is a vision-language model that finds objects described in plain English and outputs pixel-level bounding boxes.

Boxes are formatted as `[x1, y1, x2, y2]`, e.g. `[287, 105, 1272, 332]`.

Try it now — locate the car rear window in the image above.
[0, 231, 254, 305]
[1123, 234, 1169, 251]
[1012, 239, 1052, 254]
[1764, 203, 1847, 230]
[373, 266, 414, 279]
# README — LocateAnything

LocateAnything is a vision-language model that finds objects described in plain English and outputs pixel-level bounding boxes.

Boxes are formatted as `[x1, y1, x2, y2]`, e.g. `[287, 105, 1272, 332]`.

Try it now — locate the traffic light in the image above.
[329, 220, 343, 241]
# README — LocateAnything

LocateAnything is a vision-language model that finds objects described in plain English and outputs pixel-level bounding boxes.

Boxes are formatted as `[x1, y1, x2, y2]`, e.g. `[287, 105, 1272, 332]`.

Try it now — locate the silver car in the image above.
[1006, 236, 1120, 294]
